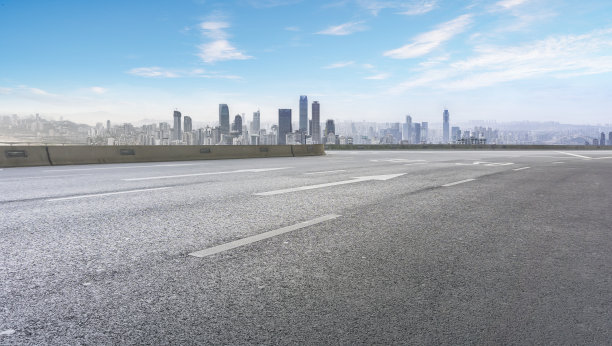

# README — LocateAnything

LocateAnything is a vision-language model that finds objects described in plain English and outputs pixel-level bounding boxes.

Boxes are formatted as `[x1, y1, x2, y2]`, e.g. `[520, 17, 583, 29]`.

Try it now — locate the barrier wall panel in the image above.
[0, 146, 51, 168]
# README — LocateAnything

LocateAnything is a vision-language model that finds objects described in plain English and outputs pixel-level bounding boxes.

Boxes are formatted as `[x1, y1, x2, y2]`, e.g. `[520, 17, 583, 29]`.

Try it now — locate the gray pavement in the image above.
[1, 150, 611, 344]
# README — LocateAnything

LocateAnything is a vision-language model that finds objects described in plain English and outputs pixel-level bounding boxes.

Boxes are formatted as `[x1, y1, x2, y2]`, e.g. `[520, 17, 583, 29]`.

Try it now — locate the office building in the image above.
[173, 110, 182, 141]
[299, 95, 308, 134]
[233, 114, 243, 135]
[184, 116, 192, 133]
[443, 109, 450, 143]
[325, 119, 335, 137]
[312, 101, 321, 144]
[403, 115, 412, 143]
[421, 122, 428, 143]
[414, 122, 421, 144]
[219, 104, 230, 136]
[252, 110, 260, 134]
[601, 132, 605, 146]
[278, 109, 292, 145]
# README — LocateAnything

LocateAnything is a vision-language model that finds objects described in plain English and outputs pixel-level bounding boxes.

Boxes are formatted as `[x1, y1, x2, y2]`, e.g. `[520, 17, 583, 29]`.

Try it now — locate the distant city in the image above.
[1, 95, 611, 146]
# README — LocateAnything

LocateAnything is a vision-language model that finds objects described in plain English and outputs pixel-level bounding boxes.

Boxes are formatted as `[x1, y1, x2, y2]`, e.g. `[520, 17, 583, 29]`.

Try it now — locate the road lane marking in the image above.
[43, 163, 197, 172]
[442, 178, 475, 187]
[553, 161, 565, 164]
[46, 187, 170, 202]
[556, 151, 591, 159]
[0, 173, 95, 182]
[254, 173, 405, 196]
[593, 156, 612, 160]
[304, 170, 347, 175]
[189, 214, 341, 258]
[123, 167, 292, 181]
[513, 167, 531, 171]
[404, 162, 427, 166]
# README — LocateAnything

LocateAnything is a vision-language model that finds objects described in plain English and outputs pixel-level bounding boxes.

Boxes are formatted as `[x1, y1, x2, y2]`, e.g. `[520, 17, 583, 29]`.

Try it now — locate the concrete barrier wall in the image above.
[0, 145, 325, 168]
[325, 144, 612, 151]
[291, 144, 325, 156]
[0, 146, 51, 167]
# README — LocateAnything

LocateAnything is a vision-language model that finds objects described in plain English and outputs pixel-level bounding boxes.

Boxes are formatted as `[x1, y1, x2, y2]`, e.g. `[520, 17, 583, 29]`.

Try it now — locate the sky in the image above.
[1, 0, 612, 126]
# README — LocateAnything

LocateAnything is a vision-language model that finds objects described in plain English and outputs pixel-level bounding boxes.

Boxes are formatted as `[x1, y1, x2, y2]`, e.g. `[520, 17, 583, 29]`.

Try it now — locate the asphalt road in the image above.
[1, 150, 611, 345]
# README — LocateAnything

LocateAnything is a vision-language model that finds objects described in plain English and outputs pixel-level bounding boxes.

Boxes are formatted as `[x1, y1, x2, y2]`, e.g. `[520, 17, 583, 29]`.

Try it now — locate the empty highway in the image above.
[1, 150, 611, 344]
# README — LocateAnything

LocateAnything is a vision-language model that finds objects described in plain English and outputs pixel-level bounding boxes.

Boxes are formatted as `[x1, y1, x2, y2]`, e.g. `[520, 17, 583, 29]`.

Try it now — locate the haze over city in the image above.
[1, 0, 611, 125]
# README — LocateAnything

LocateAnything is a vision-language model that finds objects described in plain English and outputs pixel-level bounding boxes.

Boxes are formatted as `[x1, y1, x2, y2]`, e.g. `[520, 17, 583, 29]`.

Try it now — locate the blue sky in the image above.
[1, 0, 611, 125]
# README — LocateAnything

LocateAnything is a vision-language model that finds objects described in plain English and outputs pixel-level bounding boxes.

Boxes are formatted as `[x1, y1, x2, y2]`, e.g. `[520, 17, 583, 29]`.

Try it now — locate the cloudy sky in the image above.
[1, 0, 611, 125]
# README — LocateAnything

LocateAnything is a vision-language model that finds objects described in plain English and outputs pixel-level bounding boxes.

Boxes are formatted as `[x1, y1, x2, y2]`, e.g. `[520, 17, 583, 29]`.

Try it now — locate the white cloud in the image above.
[495, 0, 529, 10]
[200, 21, 230, 39]
[389, 27, 612, 93]
[357, 0, 437, 16]
[362, 63, 375, 69]
[0, 87, 12, 94]
[384, 14, 472, 59]
[197, 19, 252, 63]
[324, 61, 355, 69]
[365, 73, 390, 80]
[128, 67, 180, 78]
[198, 40, 252, 63]
[90, 87, 107, 94]
[317, 21, 367, 36]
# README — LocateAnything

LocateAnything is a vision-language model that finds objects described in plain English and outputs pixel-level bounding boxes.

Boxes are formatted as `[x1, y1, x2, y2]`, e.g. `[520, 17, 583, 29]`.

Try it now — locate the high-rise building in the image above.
[451, 126, 461, 142]
[233, 114, 243, 135]
[252, 110, 260, 134]
[312, 101, 321, 144]
[299, 95, 308, 134]
[184, 116, 192, 133]
[601, 132, 605, 147]
[173, 110, 182, 141]
[325, 119, 335, 136]
[443, 109, 450, 143]
[278, 109, 292, 145]
[106, 120, 111, 131]
[609, 132, 612, 146]
[219, 104, 230, 136]
[421, 122, 428, 143]
[413, 122, 421, 144]
[403, 115, 412, 143]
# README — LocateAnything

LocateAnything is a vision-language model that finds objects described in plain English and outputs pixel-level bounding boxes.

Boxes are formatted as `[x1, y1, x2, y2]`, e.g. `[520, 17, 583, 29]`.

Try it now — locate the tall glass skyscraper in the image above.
[173, 110, 182, 141]
[183, 116, 192, 132]
[252, 110, 260, 133]
[233, 115, 243, 135]
[403, 115, 412, 143]
[299, 95, 308, 134]
[311, 101, 321, 144]
[278, 109, 292, 145]
[219, 104, 230, 136]
[443, 109, 450, 144]
[414, 122, 421, 144]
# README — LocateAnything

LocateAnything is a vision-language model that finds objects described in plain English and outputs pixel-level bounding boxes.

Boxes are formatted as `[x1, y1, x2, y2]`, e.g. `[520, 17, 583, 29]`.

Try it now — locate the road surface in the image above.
[1, 150, 611, 344]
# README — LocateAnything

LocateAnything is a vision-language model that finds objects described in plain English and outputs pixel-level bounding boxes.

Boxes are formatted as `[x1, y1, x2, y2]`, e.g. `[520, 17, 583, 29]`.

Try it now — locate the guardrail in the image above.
[325, 144, 612, 150]
[0, 145, 325, 168]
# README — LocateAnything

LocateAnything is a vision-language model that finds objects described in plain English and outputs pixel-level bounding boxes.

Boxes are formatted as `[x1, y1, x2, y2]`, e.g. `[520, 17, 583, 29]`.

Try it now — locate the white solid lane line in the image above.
[189, 214, 341, 258]
[552, 162, 565, 164]
[46, 187, 171, 202]
[43, 163, 197, 172]
[254, 174, 406, 196]
[513, 167, 531, 171]
[556, 151, 591, 159]
[404, 162, 427, 166]
[442, 178, 476, 187]
[304, 170, 347, 175]
[123, 167, 291, 181]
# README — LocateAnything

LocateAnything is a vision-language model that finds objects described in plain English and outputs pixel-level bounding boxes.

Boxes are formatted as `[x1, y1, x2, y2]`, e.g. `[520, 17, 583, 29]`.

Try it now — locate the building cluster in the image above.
[2, 104, 611, 147]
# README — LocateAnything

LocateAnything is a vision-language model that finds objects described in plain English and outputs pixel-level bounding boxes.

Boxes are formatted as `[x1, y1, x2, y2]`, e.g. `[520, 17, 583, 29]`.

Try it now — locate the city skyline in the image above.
[1, 1, 612, 124]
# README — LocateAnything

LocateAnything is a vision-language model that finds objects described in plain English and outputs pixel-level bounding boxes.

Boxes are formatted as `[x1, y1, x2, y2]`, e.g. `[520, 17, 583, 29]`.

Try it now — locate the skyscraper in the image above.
[421, 122, 428, 143]
[278, 109, 292, 145]
[173, 110, 182, 141]
[325, 119, 335, 136]
[233, 114, 243, 135]
[312, 101, 321, 144]
[299, 95, 308, 134]
[609, 132, 612, 146]
[443, 109, 450, 144]
[219, 104, 230, 136]
[184, 116, 192, 132]
[403, 115, 412, 143]
[252, 110, 260, 133]
[413, 122, 421, 144]
[601, 132, 605, 147]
